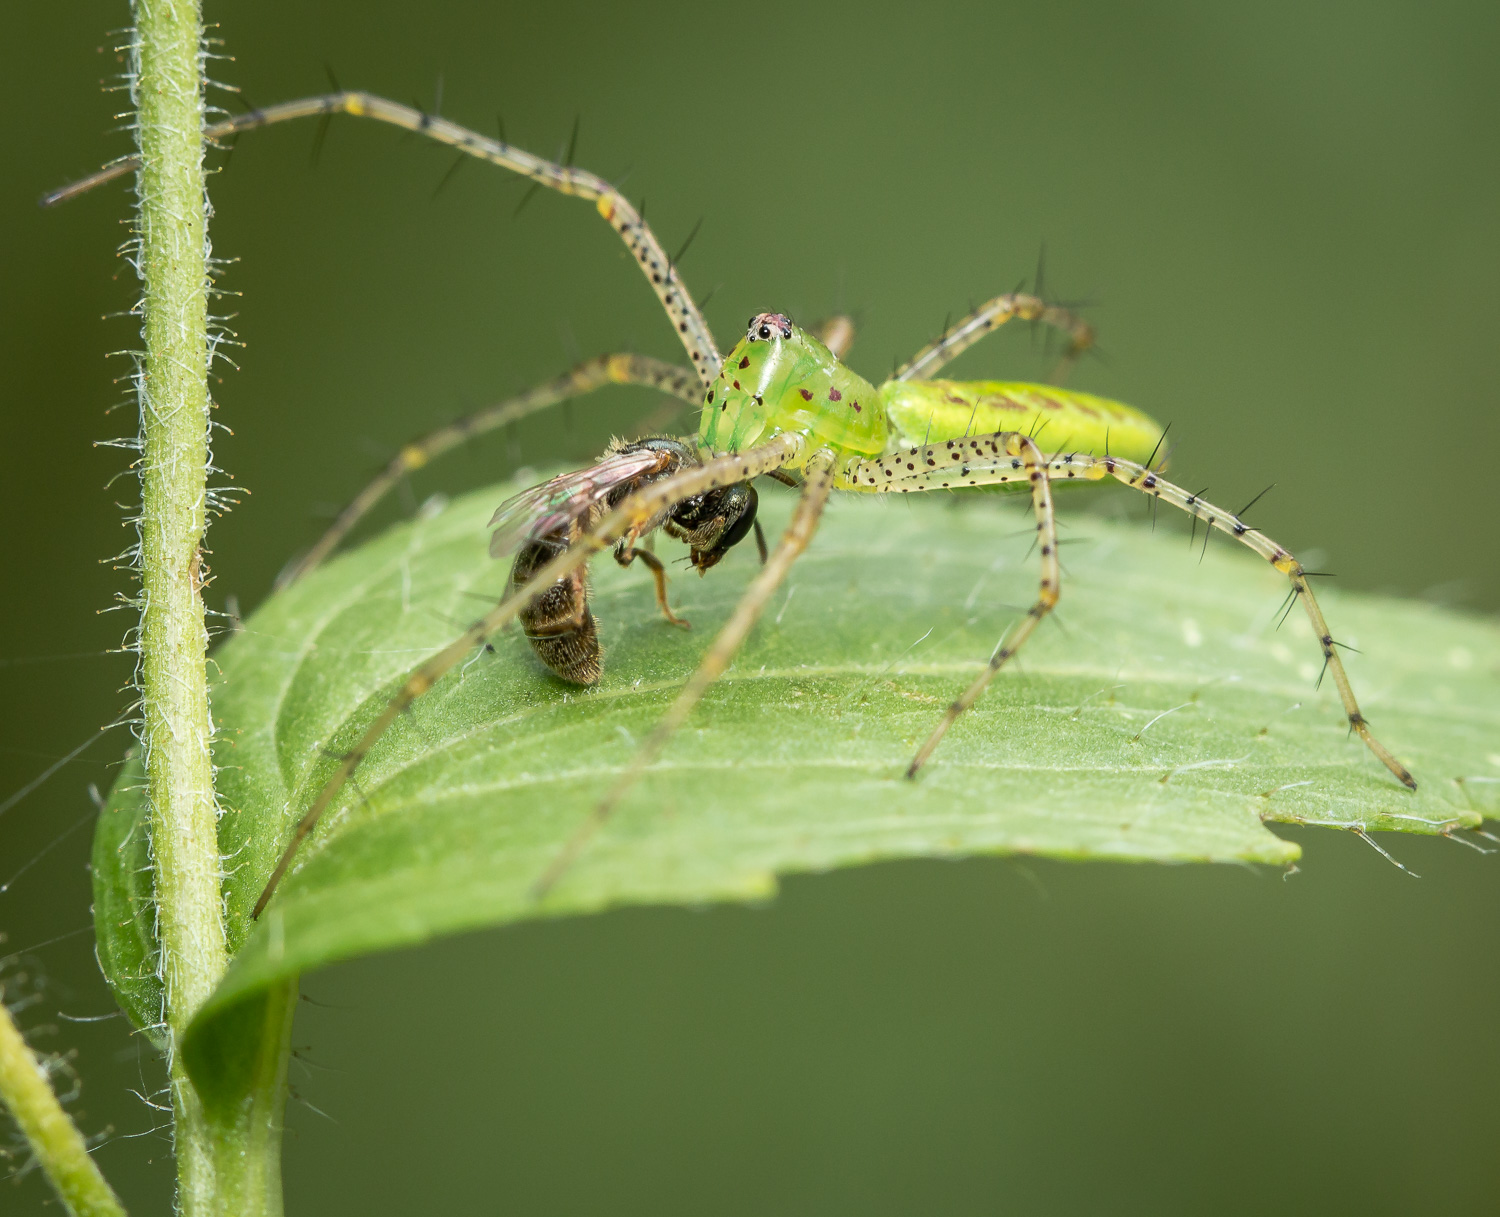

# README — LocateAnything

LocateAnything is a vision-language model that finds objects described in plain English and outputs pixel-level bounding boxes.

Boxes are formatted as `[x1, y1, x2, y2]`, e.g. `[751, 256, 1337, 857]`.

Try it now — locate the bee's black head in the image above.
[667, 482, 759, 572]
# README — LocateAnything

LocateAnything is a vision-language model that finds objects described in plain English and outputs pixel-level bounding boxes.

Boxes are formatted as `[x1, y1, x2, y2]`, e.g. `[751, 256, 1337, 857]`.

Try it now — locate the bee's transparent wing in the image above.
[488, 449, 667, 558]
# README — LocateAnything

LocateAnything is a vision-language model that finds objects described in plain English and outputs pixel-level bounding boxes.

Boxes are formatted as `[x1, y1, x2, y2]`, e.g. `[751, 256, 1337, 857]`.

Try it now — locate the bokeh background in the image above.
[5, 1, 1498, 1212]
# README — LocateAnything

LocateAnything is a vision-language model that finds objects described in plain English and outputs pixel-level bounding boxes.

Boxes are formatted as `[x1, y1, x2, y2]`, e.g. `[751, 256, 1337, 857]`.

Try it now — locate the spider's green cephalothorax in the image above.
[698, 313, 887, 466]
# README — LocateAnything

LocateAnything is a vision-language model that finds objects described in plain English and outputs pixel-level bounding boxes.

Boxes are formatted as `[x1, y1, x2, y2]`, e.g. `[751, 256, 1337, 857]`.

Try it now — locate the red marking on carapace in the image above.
[829, 388, 843, 402]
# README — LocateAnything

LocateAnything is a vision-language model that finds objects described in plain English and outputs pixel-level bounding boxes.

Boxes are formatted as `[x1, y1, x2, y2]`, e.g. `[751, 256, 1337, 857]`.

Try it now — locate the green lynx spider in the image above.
[50, 89, 1417, 917]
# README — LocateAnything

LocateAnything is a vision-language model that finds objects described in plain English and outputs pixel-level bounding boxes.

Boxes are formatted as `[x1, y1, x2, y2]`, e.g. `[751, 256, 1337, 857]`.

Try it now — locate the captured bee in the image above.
[489, 438, 765, 684]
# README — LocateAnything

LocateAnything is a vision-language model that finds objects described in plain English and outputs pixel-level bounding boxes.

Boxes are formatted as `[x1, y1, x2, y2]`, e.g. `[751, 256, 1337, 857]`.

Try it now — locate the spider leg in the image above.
[45, 92, 723, 379]
[564, 518, 592, 628]
[816, 314, 858, 359]
[277, 354, 701, 588]
[252, 432, 804, 919]
[838, 434, 1413, 790]
[275, 315, 860, 589]
[837, 435, 1060, 775]
[530, 447, 838, 899]
[893, 293, 1095, 384]
[1038, 451, 1415, 790]
[907, 434, 1057, 774]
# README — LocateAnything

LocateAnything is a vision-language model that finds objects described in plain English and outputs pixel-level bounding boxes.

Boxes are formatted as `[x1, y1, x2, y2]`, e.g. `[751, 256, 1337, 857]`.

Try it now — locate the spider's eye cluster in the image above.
[746, 312, 794, 342]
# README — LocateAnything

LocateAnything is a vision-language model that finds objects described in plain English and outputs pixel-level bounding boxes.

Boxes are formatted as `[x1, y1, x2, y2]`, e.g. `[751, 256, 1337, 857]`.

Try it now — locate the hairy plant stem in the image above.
[131, 3, 285, 1213]
[0, 994, 126, 1217]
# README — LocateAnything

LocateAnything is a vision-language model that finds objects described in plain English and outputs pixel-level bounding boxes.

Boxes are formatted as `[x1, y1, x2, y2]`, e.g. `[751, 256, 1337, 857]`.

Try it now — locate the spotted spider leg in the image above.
[276, 354, 701, 588]
[44, 90, 723, 381]
[1046, 451, 1414, 788]
[849, 437, 1416, 790]
[892, 292, 1096, 383]
[837, 433, 1059, 774]
[278, 318, 862, 589]
[531, 447, 839, 898]
[252, 432, 807, 918]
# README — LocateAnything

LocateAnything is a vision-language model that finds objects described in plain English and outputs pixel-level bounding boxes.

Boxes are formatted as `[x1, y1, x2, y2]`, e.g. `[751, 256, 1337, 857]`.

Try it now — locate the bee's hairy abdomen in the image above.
[511, 536, 602, 685]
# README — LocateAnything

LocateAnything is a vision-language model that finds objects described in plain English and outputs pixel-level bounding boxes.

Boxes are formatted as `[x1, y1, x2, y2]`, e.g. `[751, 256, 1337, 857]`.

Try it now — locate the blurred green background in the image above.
[5, 1, 1498, 1212]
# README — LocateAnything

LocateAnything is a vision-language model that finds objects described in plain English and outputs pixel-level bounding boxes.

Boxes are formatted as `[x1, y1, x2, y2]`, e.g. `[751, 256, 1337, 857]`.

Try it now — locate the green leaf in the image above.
[92, 474, 1500, 1098]
[91, 752, 165, 1049]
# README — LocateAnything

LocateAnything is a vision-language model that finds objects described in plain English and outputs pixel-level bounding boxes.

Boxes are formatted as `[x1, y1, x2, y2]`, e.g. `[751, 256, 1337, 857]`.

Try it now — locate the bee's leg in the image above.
[752, 518, 769, 565]
[615, 544, 691, 629]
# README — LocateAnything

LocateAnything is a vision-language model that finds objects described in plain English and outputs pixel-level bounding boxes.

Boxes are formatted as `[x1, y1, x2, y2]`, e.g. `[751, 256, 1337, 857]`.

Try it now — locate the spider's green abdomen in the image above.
[881, 379, 1164, 462]
[699, 314, 888, 466]
[699, 317, 1165, 471]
